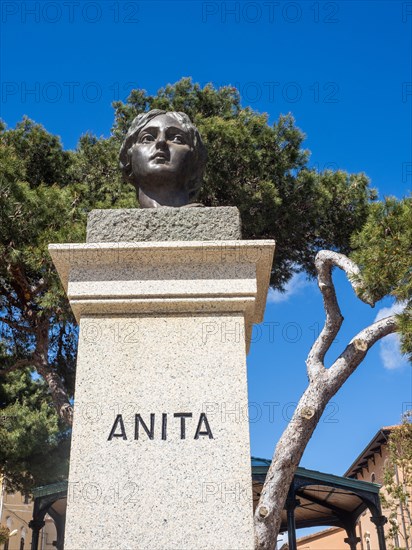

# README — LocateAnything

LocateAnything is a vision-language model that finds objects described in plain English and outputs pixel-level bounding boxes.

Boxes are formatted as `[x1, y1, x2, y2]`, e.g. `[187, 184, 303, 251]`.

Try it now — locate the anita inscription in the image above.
[108, 412, 214, 441]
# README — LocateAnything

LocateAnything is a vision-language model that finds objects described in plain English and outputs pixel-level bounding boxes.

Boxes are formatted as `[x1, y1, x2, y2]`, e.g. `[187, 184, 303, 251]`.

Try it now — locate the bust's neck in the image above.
[138, 187, 190, 208]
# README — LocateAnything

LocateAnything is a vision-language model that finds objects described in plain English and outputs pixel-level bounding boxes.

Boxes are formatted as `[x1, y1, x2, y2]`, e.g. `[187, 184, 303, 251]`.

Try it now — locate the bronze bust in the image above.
[119, 110, 207, 208]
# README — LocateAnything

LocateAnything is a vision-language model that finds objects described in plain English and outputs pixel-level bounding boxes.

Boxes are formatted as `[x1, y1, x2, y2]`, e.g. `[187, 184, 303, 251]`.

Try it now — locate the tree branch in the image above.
[33, 317, 73, 426]
[326, 315, 398, 386]
[306, 250, 374, 381]
[32, 277, 46, 295]
[7, 262, 36, 296]
[0, 316, 34, 334]
[35, 363, 74, 427]
[0, 357, 36, 376]
[0, 285, 22, 309]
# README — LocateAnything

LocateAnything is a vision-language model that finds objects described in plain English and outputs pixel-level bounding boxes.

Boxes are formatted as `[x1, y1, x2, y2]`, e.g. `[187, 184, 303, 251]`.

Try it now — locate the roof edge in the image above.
[344, 426, 395, 478]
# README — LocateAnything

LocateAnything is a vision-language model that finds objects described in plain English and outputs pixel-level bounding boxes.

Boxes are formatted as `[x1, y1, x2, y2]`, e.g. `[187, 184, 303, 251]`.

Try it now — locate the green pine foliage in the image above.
[351, 197, 412, 358]
[68, 134, 136, 211]
[0, 115, 135, 488]
[0, 526, 10, 544]
[0, 368, 70, 492]
[2, 117, 72, 188]
[112, 78, 376, 287]
[0, 127, 82, 395]
[0, 78, 409, 490]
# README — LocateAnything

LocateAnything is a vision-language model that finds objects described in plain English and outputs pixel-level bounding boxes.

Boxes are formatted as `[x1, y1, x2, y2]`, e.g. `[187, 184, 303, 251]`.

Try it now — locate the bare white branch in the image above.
[254, 250, 400, 550]
[306, 250, 374, 381]
[326, 315, 398, 387]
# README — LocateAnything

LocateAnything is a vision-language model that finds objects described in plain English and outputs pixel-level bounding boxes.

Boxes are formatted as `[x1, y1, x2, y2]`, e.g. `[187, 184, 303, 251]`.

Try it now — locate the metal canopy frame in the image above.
[30, 482, 67, 550]
[252, 458, 387, 550]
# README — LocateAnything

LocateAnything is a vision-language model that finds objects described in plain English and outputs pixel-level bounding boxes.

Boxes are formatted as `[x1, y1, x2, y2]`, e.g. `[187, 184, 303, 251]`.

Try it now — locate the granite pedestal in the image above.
[49, 208, 275, 550]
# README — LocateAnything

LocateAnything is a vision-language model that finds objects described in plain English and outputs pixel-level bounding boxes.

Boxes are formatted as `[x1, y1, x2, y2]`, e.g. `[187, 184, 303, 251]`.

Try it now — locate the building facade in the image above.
[297, 426, 411, 550]
[0, 478, 56, 550]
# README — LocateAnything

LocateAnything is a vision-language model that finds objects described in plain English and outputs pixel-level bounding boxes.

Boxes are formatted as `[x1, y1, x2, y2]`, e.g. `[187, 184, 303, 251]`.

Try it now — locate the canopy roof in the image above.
[251, 457, 381, 531]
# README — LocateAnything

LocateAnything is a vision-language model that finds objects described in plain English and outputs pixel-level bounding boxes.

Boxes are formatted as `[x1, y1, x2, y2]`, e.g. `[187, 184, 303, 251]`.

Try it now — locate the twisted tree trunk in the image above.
[34, 316, 74, 426]
[1, 260, 74, 427]
[254, 250, 398, 549]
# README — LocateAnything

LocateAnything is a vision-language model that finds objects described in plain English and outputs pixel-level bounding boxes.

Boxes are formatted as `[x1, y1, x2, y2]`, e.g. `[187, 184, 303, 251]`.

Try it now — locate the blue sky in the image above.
[1, 1, 411, 202]
[1, 0, 411, 517]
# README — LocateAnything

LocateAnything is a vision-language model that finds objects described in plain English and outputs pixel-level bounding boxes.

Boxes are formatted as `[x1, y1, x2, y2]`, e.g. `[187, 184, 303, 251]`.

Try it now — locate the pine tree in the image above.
[0, 367, 69, 492]
[351, 197, 412, 358]
[0, 79, 410, 516]
[113, 78, 377, 288]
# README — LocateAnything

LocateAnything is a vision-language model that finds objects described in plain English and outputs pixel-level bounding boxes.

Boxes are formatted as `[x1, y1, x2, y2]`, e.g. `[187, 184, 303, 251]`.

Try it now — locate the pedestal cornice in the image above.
[49, 240, 275, 350]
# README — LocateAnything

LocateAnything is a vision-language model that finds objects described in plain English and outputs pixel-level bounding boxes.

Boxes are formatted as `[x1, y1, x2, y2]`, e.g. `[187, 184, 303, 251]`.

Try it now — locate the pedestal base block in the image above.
[49, 237, 275, 550]
[65, 313, 255, 550]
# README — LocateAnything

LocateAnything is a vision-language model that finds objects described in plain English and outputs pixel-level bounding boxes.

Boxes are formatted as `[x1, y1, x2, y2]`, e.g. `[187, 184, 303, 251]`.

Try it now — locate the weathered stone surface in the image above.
[48, 240, 275, 352]
[86, 207, 242, 242]
[64, 313, 255, 550]
[49, 239, 276, 549]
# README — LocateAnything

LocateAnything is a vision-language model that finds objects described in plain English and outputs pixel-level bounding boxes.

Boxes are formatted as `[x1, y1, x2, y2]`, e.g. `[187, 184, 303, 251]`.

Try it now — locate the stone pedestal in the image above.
[86, 206, 242, 242]
[49, 225, 275, 549]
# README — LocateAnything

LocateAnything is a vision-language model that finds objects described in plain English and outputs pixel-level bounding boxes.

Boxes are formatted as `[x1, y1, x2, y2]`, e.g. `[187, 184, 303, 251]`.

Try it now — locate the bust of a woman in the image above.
[119, 110, 207, 208]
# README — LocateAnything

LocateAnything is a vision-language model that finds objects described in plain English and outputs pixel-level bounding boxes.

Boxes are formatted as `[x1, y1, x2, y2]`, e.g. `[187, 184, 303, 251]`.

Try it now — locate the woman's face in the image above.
[129, 114, 194, 185]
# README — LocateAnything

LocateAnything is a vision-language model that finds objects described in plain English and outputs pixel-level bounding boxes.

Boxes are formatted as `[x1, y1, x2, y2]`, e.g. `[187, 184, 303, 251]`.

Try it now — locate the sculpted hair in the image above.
[119, 109, 207, 200]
